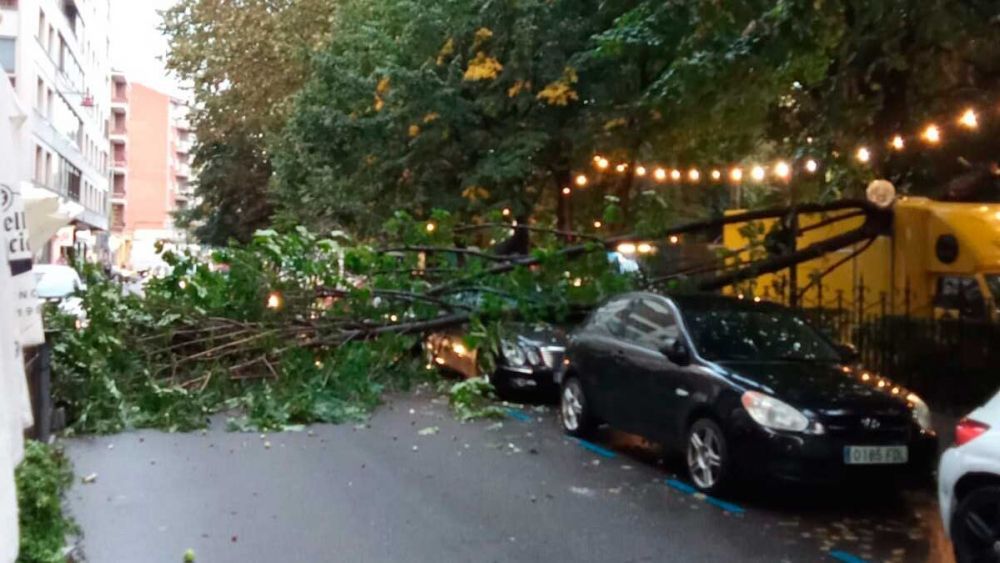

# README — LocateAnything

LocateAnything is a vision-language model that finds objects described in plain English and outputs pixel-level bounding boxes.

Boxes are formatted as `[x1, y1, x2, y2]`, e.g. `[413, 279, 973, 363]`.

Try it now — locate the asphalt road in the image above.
[65, 386, 954, 563]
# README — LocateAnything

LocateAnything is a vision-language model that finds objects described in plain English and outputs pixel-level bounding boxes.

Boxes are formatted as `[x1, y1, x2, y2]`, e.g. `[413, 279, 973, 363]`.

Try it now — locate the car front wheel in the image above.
[686, 418, 731, 495]
[560, 377, 595, 437]
[952, 485, 1000, 563]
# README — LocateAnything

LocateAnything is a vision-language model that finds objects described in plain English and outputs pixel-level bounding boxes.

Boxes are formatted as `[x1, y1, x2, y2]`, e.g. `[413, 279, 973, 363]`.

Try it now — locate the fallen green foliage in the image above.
[15, 441, 76, 563]
[448, 378, 507, 422]
[48, 210, 633, 434]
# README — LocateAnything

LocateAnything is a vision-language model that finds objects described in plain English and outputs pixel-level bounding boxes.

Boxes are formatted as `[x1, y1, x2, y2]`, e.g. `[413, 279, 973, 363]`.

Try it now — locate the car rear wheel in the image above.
[560, 377, 595, 437]
[952, 485, 1000, 563]
[685, 418, 730, 495]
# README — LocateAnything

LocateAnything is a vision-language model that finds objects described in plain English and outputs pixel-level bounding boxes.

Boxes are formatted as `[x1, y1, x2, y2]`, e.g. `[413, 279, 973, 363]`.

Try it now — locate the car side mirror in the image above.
[662, 340, 692, 366]
[835, 343, 859, 363]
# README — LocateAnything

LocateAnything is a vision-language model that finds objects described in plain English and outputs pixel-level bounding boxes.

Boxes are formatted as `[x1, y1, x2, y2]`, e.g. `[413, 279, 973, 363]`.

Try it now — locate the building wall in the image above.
[118, 82, 196, 271]
[0, 0, 113, 262]
[123, 82, 170, 234]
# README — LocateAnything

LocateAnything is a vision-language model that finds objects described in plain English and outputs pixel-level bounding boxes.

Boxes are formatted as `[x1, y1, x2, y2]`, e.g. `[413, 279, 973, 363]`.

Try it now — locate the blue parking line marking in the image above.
[665, 478, 697, 494]
[573, 438, 617, 458]
[505, 408, 533, 423]
[665, 479, 745, 514]
[829, 550, 868, 563]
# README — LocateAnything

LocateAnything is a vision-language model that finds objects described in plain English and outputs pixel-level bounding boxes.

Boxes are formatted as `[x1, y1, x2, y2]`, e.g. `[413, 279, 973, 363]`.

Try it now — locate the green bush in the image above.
[15, 441, 76, 563]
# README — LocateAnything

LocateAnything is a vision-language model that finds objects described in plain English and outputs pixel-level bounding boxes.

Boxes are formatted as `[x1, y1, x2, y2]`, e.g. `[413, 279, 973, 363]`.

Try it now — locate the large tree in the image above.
[162, 0, 339, 242]
[603, 0, 1000, 202]
[272, 0, 633, 236]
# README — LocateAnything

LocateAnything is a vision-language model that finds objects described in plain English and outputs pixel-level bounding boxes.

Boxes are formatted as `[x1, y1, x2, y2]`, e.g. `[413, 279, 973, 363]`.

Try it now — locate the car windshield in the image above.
[34, 266, 83, 299]
[682, 304, 841, 363]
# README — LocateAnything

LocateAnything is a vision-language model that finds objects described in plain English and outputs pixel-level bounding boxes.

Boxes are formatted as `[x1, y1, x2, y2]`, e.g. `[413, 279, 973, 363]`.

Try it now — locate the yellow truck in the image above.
[722, 197, 1000, 320]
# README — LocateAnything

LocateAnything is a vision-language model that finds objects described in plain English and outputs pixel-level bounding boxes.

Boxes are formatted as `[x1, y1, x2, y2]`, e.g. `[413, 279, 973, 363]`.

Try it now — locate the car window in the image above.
[585, 297, 631, 337]
[681, 305, 841, 362]
[34, 267, 83, 299]
[934, 276, 986, 319]
[622, 297, 680, 350]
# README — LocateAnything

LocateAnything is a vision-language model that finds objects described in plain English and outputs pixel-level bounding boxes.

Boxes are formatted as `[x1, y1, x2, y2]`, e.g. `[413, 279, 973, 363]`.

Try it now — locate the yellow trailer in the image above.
[722, 197, 1000, 320]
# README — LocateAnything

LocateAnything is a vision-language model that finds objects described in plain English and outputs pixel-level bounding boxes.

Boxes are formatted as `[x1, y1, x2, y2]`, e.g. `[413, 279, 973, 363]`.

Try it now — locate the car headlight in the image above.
[907, 392, 933, 432]
[501, 340, 527, 367]
[524, 345, 542, 366]
[741, 391, 823, 434]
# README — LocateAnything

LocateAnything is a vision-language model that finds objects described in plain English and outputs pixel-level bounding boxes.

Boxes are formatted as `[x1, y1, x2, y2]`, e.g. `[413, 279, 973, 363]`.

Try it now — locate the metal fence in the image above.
[787, 284, 1000, 415]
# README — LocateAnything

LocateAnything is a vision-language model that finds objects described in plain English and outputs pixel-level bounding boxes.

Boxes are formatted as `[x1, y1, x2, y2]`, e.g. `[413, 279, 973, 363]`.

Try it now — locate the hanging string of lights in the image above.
[570, 105, 989, 191]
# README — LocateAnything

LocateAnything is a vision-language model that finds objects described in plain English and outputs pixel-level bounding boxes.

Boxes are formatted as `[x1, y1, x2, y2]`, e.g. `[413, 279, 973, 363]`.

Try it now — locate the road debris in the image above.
[81, 473, 98, 484]
[418, 426, 440, 436]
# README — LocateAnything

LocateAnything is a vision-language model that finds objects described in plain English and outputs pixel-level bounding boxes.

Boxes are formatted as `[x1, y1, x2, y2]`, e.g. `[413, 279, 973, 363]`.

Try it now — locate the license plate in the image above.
[843, 446, 908, 465]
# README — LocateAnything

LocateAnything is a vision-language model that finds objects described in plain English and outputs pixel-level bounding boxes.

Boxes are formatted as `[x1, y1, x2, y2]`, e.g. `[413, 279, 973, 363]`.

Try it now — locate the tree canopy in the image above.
[164, 0, 1000, 242]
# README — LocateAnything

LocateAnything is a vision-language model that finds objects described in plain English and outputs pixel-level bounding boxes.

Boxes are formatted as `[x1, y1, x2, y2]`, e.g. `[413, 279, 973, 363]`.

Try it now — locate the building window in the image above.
[43, 152, 52, 187]
[37, 10, 45, 39]
[34, 146, 43, 184]
[0, 37, 14, 73]
[35, 77, 44, 110]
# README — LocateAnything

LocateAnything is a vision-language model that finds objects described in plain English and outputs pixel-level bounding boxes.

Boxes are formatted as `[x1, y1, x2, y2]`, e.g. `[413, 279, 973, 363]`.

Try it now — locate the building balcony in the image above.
[175, 138, 192, 154]
[111, 98, 127, 111]
[174, 163, 191, 178]
[110, 128, 127, 143]
[112, 159, 127, 172]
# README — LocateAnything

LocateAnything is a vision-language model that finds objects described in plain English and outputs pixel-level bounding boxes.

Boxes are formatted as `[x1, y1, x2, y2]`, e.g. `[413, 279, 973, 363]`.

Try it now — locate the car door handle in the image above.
[675, 388, 690, 397]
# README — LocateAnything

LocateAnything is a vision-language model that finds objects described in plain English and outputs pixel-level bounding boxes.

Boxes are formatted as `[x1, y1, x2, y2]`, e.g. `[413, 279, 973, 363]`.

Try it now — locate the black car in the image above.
[559, 292, 937, 494]
[426, 323, 566, 397]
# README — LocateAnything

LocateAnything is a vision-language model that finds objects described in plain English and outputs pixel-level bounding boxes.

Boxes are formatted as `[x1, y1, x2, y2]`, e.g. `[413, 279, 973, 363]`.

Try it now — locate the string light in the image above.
[637, 243, 654, 254]
[593, 220, 603, 229]
[577, 102, 987, 186]
[426, 222, 436, 233]
[668, 235, 680, 245]
[562, 187, 571, 195]
[266, 292, 283, 310]
[617, 243, 637, 255]
[501, 208, 511, 217]
[922, 124, 941, 145]
[959, 108, 978, 129]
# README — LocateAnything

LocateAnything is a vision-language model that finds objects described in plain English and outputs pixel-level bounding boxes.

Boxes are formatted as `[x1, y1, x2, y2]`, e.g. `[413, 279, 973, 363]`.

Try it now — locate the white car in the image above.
[939, 391, 1000, 562]
[33, 265, 87, 323]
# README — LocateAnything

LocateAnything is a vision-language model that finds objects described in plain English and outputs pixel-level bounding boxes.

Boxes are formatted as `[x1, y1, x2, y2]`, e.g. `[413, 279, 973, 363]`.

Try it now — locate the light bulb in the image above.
[774, 161, 791, 179]
[959, 109, 978, 129]
[805, 159, 818, 173]
[922, 125, 941, 144]
[751, 166, 766, 181]
[856, 147, 871, 163]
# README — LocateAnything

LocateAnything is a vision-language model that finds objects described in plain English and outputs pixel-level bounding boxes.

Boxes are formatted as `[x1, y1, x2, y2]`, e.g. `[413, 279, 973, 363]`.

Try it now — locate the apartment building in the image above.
[110, 81, 196, 271]
[0, 0, 112, 263]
